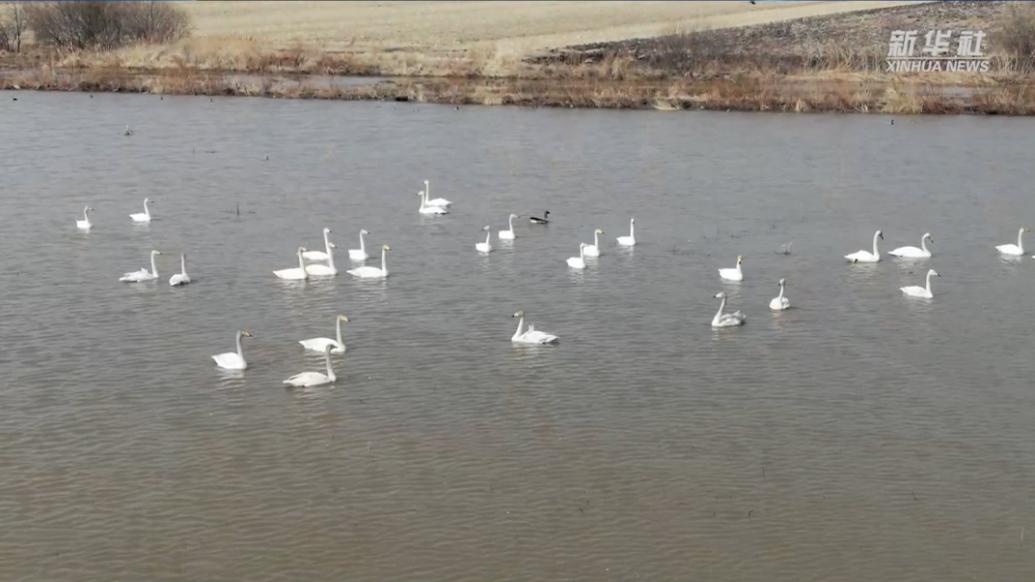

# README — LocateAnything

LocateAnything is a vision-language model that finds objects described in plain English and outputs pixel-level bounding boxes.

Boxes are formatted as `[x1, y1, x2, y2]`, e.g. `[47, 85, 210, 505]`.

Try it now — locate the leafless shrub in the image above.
[0, 4, 26, 52]
[999, 3, 1035, 73]
[26, 1, 189, 50]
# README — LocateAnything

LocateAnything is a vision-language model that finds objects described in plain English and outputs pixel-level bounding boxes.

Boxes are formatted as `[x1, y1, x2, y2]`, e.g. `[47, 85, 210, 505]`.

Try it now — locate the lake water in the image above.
[1, 91, 1034, 581]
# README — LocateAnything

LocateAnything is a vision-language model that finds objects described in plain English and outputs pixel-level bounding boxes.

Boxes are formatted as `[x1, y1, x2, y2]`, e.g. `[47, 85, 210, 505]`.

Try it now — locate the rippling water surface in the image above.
[1, 91, 1034, 581]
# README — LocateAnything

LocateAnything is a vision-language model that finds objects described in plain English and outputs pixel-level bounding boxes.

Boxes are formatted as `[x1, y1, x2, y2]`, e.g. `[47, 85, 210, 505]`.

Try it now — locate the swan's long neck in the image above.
[579, 244, 585, 260]
[508, 215, 515, 231]
[778, 282, 785, 300]
[235, 332, 244, 358]
[872, 232, 881, 256]
[629, 220, 635, 237]
[336, 318, 343, 345]
[326, 244, 335, 270]
[83, 206, 91, 221]
[925, 271, 935, 293]
[1018, 228, 1026, 253]
[593, 231, 599, 247]
[324, 350, 335, 382]
[425, 181, 430, 200]
[513, 316, 525, 339]
[921, 236, 929, 253]
[419, 193, 426, 210]
[381, 248, 388, 275]
[484, 231, 491, 246]
[143, 200, 150, 218]
[323, 230, 331, 253]
[359, 231, 366, 253]
[714, 296, 727, 321]
[149, 252, 159, 277]
[179, 254, 187, 275]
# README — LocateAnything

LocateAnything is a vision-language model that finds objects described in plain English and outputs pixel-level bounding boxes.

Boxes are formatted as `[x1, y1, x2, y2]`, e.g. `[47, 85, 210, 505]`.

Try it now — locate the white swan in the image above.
[567, 242, 587, 270]
[305, 242, 338, 277]
[769, 278, 791, 311]
[996, 227, 1029, 256]
[498, 213, 517, 240]
[901, 269, 939, 299]
[129, 198, 153, 223]
[169, 253, 192, 286]
[119, 250, 161, 282]
[302, 227, 333, 261]
[616, 218, 636, 247]
[718, 255, 744, 282]
[583, 229, 604, 258]
[273, 247, 309, 280]
[299, 314, 348, 354]
[418, 190, 449, 215]
[711, 291, 746, 328]
[283, 344, 337, 388]
[511, 310, 559, 344]
[212, 330, 252, 370]
[889, 232, 933, 259]
[347, 244, 390, 279]
[76, 206, 93, 231]
[348, 229, 369, 261]
[423, 179, 451, 207]
[475, 225, 493, 254]
[845, 230, 883, 263]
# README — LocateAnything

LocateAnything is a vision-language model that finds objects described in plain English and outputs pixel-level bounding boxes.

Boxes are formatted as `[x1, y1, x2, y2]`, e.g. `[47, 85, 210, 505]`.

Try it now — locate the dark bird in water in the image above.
[780, 242, 793, 255]
[529, 210, 550, 225]
[890, 119, 895, 125]
[123, 125, 134, 136]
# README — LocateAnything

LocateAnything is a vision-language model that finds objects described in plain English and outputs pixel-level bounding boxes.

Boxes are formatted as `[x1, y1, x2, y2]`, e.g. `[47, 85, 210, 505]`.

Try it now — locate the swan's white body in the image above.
[511, 311, 559, 344]
[423, 179, 451, 207]
[901, 269, 939, 299]
[498, 214, 517, 240]
[129, 198, 153, 223]
[212, 330, 252, 370]
[583, 229, 603, 258]
[119, 250, 161, 282]
[283, 345, 336, 388]
[305, 242, 338, 276]
[273, 247, 309, 280]
[169, 254, 192, 286]
[718, 255, 744, 282]
[302, 228, 333, 261]
[76, 206, 93, 231]
[418, 190, 449, 215]
[889, 232, 933, 258]
[475, 226, 493, 254]
[616, 218, 636, 247]
[996, 228, 1028, 256]
[348, 229, 369, 261]
[347, 245, 390, 279]
[299, 314, 348, 354]
[712, 292, 746, 328]
[567, 243, 587, 270]
[769, 278, 791, 311]
[845, 230, 883, 263]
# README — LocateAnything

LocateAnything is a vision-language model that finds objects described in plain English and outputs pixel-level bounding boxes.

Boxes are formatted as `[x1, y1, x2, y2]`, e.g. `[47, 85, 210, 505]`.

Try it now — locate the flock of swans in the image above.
[76, 183, 1033, 387]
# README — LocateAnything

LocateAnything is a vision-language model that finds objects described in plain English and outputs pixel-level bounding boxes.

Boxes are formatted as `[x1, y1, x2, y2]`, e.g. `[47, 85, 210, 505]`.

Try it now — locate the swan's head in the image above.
[509, 213, 518, 219]
[512, 310, 525, 318]
[297, 246, 307, 254]
[736, 255, 743, 265]
[323, 227, 331, 234]
[151, 249, 161, 256]
[923, 232, 933, 243]
[382, 244, 391, 251]
[929, 269, 940, 277]
[876, 230, 884, 239]
[240, 330, 253, 338]
[424, 179, 430, 185]
[630, 217, 635, 223]
[778, 278, 785, 286]
[482, 225, 490, 231]
[360, 229, 369, 235]
[328, 242, 336, 249]
[594, 228, 604, 235]
[714, 291, 726, 300]
[337, 314, 349, 322]
[579, 242, 588, 249]
[417, 190, 424, 197]
[85, 206, 94, 212]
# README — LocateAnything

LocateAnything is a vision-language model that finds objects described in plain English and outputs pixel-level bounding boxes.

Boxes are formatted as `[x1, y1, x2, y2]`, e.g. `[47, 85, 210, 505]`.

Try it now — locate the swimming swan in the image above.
[511, 310, 559, 344]
[475, 225, 493, 254]
[718, 255, 744, 282]
[889, 232, 933, 258]
[305, 242, 338, 277]
[129, 198, 154, 223]
[769, 278, 791, 310]
[283, 344, 337, 388]
[418, 190, 449, 215]
[299, 314, 348, 354]
[348, 229, 369, 261]
[498, 213, 518, 240]
[901, 269, 939, 299]
[616, 218, 636, 247]
[845, 230, 884, 263]
[996, 227, 1029, 256]
[273, 247, 309, 280]
[169, 253, 192, 286]
[529, 211, 550, 225]
[302, 228, 333, 261]
[119, 250, 161, 282]
[212, 330, 252, 370]
[347, 244, 390, 278]
[712, 291, 746, 328]
[423, 179, 452, 207]
[583, 229, 604, 258]
[567, 242, 587, 270]
[76, 206, 94, 231]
